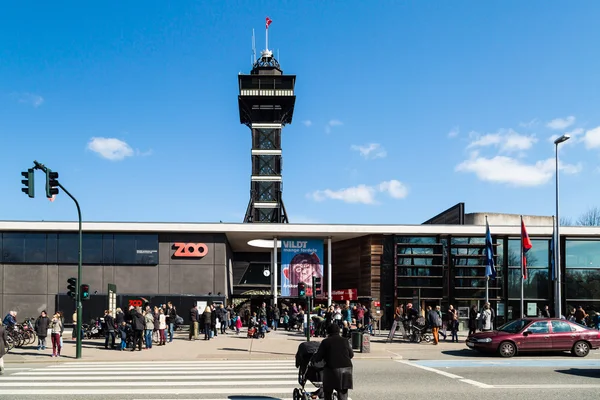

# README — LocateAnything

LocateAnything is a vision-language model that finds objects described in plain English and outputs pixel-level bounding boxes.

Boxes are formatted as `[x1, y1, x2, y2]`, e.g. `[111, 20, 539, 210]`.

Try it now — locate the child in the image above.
[450, 313, 459, 343]
[118, 322, 128, 351]
[235, 315, 242, 335]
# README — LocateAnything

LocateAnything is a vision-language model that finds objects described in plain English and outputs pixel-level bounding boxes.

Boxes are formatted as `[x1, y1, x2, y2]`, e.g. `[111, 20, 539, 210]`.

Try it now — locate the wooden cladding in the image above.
[331, 235, 383, 302]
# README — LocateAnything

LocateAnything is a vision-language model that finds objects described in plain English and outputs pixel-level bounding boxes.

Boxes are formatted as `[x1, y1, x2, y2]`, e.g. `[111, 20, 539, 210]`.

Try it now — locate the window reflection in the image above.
[508, 239, 549, 268]
[565, 240, 600, 268]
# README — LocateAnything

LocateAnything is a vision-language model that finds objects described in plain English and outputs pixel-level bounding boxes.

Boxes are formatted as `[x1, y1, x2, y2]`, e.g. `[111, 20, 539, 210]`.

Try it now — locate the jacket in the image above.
[312, 334, 354, 391]
[190, 308, 198, 324]
[131, 311, 145, 331]
[428, 310, 442, 328]
[35, 316, 50, 337]
[144, 313, 155, 330]
[51, 318, 62, 335]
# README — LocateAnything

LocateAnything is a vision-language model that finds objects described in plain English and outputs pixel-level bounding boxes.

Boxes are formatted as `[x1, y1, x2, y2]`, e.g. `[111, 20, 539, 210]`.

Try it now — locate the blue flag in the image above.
[485, 220, 496, 279]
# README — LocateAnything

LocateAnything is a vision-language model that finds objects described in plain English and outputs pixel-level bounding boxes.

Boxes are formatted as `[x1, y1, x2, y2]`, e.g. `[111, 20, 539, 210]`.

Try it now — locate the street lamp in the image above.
[554, 134, 570, 319]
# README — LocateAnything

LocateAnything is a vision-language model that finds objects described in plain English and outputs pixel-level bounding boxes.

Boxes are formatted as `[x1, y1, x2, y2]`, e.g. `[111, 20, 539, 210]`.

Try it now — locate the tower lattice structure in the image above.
[238, 45, 296, 223]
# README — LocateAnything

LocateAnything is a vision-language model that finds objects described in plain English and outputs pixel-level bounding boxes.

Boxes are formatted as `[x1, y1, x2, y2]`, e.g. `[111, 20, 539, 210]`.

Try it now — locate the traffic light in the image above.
[46, 169, 59, 198]
[80, 284, 90, 301]
[67, 277, 77, 299]
[314, 276, 322, 296]
[21, 169, 35, 198]
[298, 282, 306, 298]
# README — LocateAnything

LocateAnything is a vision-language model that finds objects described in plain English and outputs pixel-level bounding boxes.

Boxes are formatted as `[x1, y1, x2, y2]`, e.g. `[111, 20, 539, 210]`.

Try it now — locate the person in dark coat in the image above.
[0, 323, 8, 375]
[312, 323, 353, 400]
[35, 311, 51, 351]
[130, 307, 145, 351]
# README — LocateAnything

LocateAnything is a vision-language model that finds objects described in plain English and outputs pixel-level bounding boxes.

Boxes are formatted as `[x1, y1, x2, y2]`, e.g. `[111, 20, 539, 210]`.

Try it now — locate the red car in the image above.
[466, 318, 600, 358]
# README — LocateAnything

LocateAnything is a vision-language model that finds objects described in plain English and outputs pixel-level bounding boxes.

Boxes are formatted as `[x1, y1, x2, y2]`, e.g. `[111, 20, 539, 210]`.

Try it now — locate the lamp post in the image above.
[554, 134, 570, 319]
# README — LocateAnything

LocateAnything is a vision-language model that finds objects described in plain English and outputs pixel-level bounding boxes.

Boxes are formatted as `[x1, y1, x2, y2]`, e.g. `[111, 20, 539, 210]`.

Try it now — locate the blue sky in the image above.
[2, 1, 600, 225]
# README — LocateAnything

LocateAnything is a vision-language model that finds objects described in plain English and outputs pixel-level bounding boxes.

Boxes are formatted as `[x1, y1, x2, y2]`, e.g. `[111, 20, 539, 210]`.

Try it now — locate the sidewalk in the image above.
[4, 328, 470, 363]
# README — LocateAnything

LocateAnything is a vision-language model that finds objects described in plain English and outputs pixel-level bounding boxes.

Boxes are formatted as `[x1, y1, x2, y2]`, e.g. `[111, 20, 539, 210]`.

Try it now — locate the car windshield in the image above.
[498, 319, 530, 333]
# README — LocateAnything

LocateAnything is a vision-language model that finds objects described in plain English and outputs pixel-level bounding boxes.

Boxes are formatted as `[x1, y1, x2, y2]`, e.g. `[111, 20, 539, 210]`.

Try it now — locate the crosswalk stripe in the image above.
[53, 360, 294, 366]
[16, 368, 298, 375]
[0, 374, 299, 381]
[21, 364, 295, 374]
[0, 388, 306, 396]
[0, 380, 302, 387]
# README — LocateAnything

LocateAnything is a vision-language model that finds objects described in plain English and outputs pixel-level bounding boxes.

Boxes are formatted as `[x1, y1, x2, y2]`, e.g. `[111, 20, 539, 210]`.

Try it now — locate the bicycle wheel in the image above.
[28, 332, 37, 345]
[7, 334, 15, 351]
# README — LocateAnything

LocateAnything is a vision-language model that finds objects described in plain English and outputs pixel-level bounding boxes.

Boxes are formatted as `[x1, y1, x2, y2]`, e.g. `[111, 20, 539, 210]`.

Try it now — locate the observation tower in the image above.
[238, 17, 296, 223]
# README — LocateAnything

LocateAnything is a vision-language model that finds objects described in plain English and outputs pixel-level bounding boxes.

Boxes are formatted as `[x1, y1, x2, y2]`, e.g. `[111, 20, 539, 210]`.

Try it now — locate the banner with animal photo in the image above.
[281, 239, 324, 297]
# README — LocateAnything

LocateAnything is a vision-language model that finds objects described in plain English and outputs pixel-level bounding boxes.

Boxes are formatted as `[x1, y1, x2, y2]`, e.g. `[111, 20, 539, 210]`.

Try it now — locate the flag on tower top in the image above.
[266, 17, 272, 29]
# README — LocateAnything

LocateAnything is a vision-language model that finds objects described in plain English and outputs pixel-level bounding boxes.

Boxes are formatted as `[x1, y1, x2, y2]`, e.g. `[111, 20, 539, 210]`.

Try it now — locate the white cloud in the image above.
[455, 154, 581, 187]
[547, 116, 575, 130]
[324, 119, 343, 134]
[17, 92, 44, 107]
[302, 120, 312, 127]
[308, 179, 408, 204]
[309, 184, 377, 204]
[87, 137, 134, 161]
[351, 143, 387, 159]
[378, 180, 408, 199]
[583, 126, 600, 149]
[467, 129, 537, 152]
[448, 126, 459, 138]
[519, 118, 539, 128]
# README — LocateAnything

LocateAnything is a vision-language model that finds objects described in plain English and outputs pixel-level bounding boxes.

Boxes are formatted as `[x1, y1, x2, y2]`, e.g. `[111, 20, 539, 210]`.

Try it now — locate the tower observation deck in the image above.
[238, 24, 296, 223]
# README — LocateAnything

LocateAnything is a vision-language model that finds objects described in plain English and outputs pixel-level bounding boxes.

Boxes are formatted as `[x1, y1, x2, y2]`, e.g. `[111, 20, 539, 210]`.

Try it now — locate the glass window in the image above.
[135, 235, 158, 265]
[239, 263, 271, 285]
[47, 234, 58, 264]
[58, 234, 78, 264]
[565, 269, 600, 300]
[396, 236, 439, 245]
[83, 234, 103, 264]
[508, 268, 550, 299]
[527, 321, 549, 334]
[551, 320, 571, 333]
[114, 234, 136, 265]
[508, 239, 549, 268]
[451, 237, 485, 245]
[24, 233, 46, 263]
[565, 240, 600, 268]
[102, 234, 114, 264]
[2, 233, 25, 263]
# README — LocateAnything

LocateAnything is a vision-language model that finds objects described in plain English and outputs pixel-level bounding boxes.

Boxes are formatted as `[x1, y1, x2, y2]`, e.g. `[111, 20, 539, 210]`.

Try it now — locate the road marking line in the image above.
[35, 366, 297, 371]
[459, 379, 493, 389]
[395, 360, 464, 379]
[0, 374, 299, 381]
[492, 384, 600, 389]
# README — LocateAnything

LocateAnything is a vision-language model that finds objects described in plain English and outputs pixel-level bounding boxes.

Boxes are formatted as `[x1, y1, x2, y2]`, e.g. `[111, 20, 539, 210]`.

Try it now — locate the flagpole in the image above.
[485, 216, 489, 304]
[552, 215, 557, 317]
[520, 215, 525, 318]
[266, 23, 269, 50]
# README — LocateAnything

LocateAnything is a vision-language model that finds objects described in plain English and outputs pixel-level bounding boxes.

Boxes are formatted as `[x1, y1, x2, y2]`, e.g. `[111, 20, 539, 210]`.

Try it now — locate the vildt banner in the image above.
[281, 239, 323, 297]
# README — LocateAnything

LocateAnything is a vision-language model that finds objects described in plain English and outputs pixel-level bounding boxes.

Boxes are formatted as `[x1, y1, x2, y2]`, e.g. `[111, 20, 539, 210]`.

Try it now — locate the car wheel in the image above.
[572, 341, 590, 357]
[498, 341, 516, 358]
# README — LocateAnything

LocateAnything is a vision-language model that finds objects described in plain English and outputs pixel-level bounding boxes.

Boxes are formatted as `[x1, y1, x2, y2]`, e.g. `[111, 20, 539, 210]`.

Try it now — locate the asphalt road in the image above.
[1, 355, 599, 400]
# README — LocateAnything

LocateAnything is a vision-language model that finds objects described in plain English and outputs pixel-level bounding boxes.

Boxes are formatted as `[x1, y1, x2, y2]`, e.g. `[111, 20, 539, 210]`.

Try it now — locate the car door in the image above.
[519, 321, 552, 351]
[550, 320, 577, 351]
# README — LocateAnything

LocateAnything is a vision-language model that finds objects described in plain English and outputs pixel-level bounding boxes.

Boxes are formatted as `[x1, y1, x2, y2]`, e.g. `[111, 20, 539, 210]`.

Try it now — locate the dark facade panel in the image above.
[422, 203, 465, 225]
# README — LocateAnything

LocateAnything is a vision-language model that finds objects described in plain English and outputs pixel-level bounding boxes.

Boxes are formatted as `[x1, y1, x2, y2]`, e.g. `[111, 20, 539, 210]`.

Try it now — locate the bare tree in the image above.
[560, 216, 573, 226]
[576, 206, 600, 226]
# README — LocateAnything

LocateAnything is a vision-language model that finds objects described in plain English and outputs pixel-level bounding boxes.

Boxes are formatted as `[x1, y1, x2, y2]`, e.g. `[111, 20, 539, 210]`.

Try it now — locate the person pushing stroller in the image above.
[311, 324, 354, 400]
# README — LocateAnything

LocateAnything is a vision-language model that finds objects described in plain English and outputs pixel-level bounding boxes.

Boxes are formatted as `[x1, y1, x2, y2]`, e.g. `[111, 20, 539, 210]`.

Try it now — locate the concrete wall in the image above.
[465, 213, 553, 226]
[1, 233, 230, 320]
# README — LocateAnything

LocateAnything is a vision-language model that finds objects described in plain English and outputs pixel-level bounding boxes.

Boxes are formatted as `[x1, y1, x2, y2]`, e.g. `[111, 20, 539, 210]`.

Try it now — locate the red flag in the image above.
[266, 17, 272, 29]
[521, 219, 533, 279]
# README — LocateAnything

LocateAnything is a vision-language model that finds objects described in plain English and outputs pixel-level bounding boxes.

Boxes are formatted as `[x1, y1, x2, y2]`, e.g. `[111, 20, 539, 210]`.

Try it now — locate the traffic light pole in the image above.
[32, 161, 83, 359]
[58, 182, 83, 360]
[306, 295, 311, 342]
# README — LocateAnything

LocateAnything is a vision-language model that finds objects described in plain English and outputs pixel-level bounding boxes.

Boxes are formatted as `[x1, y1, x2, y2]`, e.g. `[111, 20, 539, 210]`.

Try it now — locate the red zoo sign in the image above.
[128, 299, 143, 307]
[173, 242, 208, 258]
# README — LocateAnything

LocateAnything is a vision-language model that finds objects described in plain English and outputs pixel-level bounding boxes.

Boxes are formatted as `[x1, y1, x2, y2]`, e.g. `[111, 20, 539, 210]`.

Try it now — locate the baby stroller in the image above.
[294, 341, 326, 400]
[410, 316, 432, 343]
